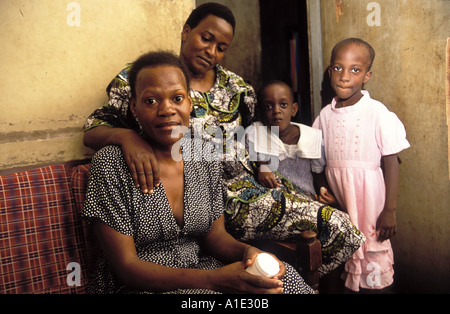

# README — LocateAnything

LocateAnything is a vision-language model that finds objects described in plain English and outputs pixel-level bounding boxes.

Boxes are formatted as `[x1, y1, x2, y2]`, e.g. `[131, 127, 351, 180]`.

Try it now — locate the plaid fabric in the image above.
[70, 164, 91, 213]
[70, 163, 100, 277]
[0, 164, 93, 294]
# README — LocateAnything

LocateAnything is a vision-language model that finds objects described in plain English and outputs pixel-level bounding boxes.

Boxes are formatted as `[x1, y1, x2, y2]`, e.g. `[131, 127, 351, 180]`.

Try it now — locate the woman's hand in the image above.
[84, 126, 160, 194]
[120, 132, 160, 194]
[242, 246, 286, 280]
[201, 216, 284, 293]
[210, 261, 284, 294]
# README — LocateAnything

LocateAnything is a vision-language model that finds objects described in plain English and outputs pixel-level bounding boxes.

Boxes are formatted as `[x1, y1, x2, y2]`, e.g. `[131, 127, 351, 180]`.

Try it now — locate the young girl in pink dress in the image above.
[313, 38, 410, 292]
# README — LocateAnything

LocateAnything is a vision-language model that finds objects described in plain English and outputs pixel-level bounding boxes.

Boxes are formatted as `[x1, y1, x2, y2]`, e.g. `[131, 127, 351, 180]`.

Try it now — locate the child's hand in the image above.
[316, 187, 337, 206]
[257, 165, 280, 188]
[376, 209, 397, 242]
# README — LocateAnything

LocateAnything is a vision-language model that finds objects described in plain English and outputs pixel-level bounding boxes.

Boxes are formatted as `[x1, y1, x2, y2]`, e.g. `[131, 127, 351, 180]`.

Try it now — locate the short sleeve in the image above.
[312, 115, 320, 129]
[82, 145, 135, 236]
[209, 161, 227, 222]
[311, 143, 326, 173]
[201, 141, 227, 222]
[83, 64, 140, 132]
[242, 84, 257, 128]
[376, 111, 410, 156]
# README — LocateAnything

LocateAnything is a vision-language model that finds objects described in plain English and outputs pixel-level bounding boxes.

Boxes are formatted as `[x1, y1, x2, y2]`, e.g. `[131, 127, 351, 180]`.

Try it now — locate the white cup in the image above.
[246, 253, 280, 278]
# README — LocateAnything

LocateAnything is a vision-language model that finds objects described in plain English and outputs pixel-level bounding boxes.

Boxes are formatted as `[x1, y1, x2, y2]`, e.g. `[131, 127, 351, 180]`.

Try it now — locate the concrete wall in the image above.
[2, 0, 448, 293]
[320, 0, 450, 293]
[0, 0, 194, 169]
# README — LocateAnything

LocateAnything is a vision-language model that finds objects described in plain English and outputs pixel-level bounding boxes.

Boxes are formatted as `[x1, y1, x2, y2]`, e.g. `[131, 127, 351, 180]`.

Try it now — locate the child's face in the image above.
[259, 84, 298, 132]
[329, 43, 372, 106]
[131, 65, 192, 148]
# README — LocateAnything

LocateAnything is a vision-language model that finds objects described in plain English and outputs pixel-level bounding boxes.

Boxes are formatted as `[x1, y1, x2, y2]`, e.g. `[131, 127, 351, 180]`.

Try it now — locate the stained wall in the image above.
[0, 0, 194, 169]
[320, 0, 450, 293]
[2, 0, 449, 293]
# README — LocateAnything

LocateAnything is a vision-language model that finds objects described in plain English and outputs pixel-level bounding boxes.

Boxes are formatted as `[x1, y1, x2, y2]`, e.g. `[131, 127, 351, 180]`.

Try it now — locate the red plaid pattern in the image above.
[70, 164, 91, 213]
[0, 163, 95, 294]
[70, 163, 100, 277]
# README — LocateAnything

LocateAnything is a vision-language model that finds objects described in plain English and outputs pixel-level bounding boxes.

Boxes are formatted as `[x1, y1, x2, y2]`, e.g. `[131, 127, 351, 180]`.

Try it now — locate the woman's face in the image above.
[180, 14, 234, 75]
[131, 65, 192, 149]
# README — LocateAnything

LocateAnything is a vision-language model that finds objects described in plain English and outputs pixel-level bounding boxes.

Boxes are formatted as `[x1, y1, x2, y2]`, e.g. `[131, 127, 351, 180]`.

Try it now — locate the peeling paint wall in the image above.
[320, 0, 450, 293]
[0, 0, 194, 169]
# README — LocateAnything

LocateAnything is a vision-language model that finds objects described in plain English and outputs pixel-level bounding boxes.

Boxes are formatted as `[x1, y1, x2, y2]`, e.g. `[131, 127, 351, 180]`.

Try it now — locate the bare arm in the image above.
[201, 215, 253, 264]
[95, 221, 212, 292]
[95, 215, 284, 294]
[201, 215, 285, 292]
[377, 154, 399, 242]
[84, 126, 160, 193]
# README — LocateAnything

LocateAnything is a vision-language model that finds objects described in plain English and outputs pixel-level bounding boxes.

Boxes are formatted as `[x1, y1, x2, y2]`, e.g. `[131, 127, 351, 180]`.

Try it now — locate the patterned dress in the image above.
[84, 63, 256, 134]
[84, 63, 365, 278]
[224, 155, 366, 276]
[82, 140, 314, 294]
[84, 63, 256, 179]
[224, 121, 365, 276]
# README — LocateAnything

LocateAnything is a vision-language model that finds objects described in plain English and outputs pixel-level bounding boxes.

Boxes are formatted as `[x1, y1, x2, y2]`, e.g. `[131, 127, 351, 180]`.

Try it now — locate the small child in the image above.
[247, 80, 335, 205]
[313, 38, 410, 292]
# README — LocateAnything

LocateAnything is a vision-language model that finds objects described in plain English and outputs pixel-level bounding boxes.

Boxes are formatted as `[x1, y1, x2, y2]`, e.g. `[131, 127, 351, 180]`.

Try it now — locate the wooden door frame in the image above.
[306, 0, 323, 120]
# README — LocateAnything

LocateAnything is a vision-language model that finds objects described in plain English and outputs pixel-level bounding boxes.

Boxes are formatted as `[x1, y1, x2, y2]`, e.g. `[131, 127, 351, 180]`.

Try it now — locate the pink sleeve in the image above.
[376, 111, 410, 156]
[312, 116, 321, 129]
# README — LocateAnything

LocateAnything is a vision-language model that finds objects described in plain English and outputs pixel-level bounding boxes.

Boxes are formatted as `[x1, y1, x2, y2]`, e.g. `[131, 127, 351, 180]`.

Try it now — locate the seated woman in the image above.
[82, 2, 364, 281]
[82, 51, 315, 294]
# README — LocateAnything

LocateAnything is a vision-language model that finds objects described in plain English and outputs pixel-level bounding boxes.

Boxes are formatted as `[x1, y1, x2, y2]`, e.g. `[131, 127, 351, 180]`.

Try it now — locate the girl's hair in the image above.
[128, 50, 190, 99]
[330, 38, 376, 70]
[184, 2, 236, 34]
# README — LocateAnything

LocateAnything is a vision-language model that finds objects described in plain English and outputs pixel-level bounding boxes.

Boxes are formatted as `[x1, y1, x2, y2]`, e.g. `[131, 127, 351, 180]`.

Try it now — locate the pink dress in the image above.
[313, 91, 410, 291]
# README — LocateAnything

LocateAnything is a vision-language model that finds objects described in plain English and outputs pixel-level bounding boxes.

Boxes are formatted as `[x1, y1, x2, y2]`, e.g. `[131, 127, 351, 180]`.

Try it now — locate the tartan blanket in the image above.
[0, 163, 95, 294]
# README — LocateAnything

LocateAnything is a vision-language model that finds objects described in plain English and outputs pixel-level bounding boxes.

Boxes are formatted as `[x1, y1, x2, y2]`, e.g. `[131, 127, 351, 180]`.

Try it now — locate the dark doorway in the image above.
[259, 0, 312, 125]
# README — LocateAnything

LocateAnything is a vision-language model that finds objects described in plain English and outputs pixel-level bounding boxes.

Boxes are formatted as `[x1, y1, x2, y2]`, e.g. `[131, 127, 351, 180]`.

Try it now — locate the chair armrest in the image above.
[296, 230, 322, 290]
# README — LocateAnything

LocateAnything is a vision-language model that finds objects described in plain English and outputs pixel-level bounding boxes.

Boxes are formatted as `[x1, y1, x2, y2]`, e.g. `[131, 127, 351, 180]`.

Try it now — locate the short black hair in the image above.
[257, 80, 294, 109]
[330, 38, 376, 70]
[184, 2, 236, 34]
[128, 50, 190, 99]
